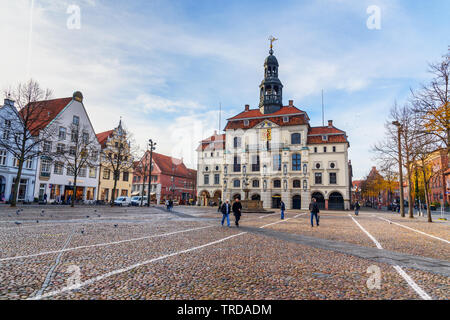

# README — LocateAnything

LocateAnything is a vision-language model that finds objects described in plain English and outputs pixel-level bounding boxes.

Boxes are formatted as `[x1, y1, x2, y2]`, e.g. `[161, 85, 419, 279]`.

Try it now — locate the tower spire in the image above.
[259, 36, 283, 114]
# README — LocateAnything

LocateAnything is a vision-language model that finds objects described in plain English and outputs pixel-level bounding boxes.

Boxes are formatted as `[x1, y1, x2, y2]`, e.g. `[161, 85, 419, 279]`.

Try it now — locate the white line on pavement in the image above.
[29, 231, 247, 300]
[348, 214, 432, 300]
[376, 217, 450, 244]
[259, 213, 306, 228]
[258, 213, 279, 219]
[0, 225, 214, 262]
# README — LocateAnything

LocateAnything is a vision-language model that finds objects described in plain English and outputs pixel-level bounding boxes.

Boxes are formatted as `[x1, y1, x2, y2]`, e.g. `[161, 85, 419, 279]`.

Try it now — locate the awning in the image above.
[131, 192, 141, 196]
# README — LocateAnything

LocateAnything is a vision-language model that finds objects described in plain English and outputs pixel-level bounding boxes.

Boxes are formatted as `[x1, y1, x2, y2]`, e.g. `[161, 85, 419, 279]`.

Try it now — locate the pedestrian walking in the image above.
[165, 199, 170, 211]
[43, 193, 47, 204]
[354, 201, 360, 216]
[217, 200, 222, 212]
[309, 198, 320, 227]
[232, 198, 242, 227]
[280, 200, 286, 220]
[220, 199, 231, 227]
[169, 199, 173, 211]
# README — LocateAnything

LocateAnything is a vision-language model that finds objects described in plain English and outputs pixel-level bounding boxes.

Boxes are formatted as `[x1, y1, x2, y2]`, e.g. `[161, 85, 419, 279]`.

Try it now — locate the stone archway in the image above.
[311, 192, 325, 210]
[329, 191, 344, 210]
[212, 190, 222, 206]
[200, 190, 211, 206]
[251, 194, 261, 201]
[272, 194, 281, 209]
[232, 193, 241, 200]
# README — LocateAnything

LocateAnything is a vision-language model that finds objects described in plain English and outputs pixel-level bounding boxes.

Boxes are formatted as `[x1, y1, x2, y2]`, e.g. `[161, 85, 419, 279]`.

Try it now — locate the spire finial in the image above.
[268, 35, 278, 55]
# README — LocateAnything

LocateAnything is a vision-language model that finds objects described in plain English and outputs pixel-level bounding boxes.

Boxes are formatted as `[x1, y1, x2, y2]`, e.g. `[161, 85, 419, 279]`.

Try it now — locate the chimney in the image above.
[328, 120, 333, 127]
[288, 100, 293, 106]
[244, 104, 250, 111]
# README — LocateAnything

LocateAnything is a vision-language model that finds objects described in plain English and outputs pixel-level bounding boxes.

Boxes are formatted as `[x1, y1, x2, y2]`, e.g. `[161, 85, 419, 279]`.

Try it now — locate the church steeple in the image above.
[259, 36, 283, 114]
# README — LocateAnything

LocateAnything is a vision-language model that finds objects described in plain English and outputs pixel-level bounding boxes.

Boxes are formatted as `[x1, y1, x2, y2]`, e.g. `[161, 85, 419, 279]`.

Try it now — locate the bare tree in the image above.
[411, 49, 449, 167]
[99, 123, 137, 205]
[52, 123, 99, 207]
[372, 102, 417, 218]
[0, 79, 55, 207]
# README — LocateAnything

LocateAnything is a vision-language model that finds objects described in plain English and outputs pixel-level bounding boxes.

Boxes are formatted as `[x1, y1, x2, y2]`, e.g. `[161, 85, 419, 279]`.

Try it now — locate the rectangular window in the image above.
[103, 169, 110, 179]
[214, 174, 220, 185]
[73, 115, 80, 126]
[56, 143, 65, 154]
[273, 154, 281, 171]
[41, 159, 51, 176]
[204, 174, 209, 185]
[79, 166, 87, 177]
[54, 162, 63, 175]
[314, 147, 317, 153]
[69, 146, 76, 156]
[329, 172, 337, 184]
[233, 156, 241, 172]
[66, 166, 75, 176]
[2, 129, 9, 140]
[82, 132, 89, 144]
[13, 157, 19, 167]
[89, 167, 96, 178]
[333, 146, 336, 152]
[252, 180, 260, 188]
[59, 127, 66, 140]
[71, 130, 78, 142]
[123, 171, 129, 181]
[292, 154, 301, 171]
[315, 173, 322, 184]
[0, 150, 6, 166]
[43, 141, 51, 153]
[251, 155, 260, 172]
[283, 116, 289, 123]
[323, 147, 327, 153]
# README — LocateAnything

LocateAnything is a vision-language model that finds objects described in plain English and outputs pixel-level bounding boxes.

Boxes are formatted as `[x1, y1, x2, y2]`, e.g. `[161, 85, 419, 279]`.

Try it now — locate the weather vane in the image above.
[269, 35, 278, 49]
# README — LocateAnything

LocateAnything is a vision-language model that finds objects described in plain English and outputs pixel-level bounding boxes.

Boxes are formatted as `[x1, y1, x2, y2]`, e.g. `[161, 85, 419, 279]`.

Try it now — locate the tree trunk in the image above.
[10, 159, 24, 207]
[424, 180, 432, 223]
[406, 164, 414, 218]
[72, 174, 77, 208]
[111, 170, 118, 207]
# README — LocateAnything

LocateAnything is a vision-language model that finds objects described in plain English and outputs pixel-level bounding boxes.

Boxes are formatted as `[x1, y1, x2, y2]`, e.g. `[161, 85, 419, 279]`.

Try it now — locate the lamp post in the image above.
[147, 139, 156, 207]
[392, 121, 405, 217]
[140, 159, 147, 207]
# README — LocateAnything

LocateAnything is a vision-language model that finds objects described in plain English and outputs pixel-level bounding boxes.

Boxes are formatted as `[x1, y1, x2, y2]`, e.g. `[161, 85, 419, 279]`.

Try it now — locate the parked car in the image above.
[130, 196, 148, 206]
[114, 196, 131, 206]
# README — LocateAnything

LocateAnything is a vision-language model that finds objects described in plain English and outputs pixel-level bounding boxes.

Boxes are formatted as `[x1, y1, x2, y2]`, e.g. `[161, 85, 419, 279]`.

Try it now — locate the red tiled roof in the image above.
[197, 132, 226, 151]
[307, 126, 348, 144]
[139, 152, 196, 179]
[227, 106, 305, 120]
[96, 130, 114, 148]
[19, 97, 72, 135]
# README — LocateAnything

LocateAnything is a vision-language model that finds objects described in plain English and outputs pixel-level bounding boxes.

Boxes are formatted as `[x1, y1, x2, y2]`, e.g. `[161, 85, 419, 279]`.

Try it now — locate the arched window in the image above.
[233, 137, 241, 148]
[291, 133, 301, 145]
[273, 179, 281, 188]
[293, 180, 301, 188]
[292, 154, 301, 171]
[233, 179, 240, 188]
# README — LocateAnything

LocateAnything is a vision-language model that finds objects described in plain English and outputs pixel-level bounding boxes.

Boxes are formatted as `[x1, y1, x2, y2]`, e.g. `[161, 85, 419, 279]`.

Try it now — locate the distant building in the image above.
[0, 97, 38, 203]
[197, 44, 351, 210]
[96, 120, 134, 202]
[30, 92, 101, 203]
[132, 151, 196, 204]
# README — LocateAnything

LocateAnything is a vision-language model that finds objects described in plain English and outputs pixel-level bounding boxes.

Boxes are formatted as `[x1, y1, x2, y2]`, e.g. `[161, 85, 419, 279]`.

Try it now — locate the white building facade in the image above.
[33, 92, 101, 203]
[197, 47, 351, 210]
[0, 98, 38, 203]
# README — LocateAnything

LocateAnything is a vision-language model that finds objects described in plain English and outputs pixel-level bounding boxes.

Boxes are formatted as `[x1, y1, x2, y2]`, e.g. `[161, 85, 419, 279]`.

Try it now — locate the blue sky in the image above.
[1, 0, 449, 178]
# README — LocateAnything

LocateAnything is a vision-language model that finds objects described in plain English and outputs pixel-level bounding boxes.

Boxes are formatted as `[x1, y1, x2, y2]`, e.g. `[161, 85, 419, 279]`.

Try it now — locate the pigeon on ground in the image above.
[36, 220, 39, 223]
[81, 229, 85, 234]
[114, 224, 118, 228]
[16, 210, 20, 215]
[15, 221, 22, 225]
[86, 215, 90, 218]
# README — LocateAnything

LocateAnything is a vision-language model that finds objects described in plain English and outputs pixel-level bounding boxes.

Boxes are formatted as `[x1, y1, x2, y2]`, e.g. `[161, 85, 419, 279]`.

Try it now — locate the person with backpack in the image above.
[280, 200, 286, 220]
[309, 197, 320, 227]
[220, 199, 231, 227]
[232, 198, 242, 227]
[354, 201, 360, 216]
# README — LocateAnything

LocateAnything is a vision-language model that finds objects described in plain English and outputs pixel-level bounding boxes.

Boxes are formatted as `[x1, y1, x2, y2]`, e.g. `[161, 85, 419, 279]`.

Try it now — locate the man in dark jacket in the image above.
[354, 201, 360, 216]
[309, 198, 320, 227]
[232, 198, 242, 227]
[220, 199, 231, 227]
[280, 200, 286, 220]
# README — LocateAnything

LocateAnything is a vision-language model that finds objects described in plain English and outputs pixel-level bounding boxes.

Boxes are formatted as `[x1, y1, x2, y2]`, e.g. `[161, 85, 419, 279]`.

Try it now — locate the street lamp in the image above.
[392, 121, 405, 217]
[147, 139, 156, 207]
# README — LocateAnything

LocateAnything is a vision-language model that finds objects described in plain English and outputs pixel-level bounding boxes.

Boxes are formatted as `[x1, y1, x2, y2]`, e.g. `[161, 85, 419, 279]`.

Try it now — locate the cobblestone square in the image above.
[0, 205, 448, 300]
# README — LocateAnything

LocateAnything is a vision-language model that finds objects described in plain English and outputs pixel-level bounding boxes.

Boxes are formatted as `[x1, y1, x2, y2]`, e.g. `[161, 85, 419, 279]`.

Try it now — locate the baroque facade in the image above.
[197, 46, 351, 210]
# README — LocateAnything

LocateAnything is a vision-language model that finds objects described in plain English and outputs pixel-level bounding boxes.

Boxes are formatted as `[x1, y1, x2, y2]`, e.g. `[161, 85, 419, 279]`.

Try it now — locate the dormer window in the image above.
[322, 135, 328, 141]
[244, 120, 249, 126]
[283, 116, 289, 123]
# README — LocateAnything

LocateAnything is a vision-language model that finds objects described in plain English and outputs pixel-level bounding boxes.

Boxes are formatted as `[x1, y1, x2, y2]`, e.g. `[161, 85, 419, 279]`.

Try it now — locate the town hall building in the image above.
[197, 43, 351, 210]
